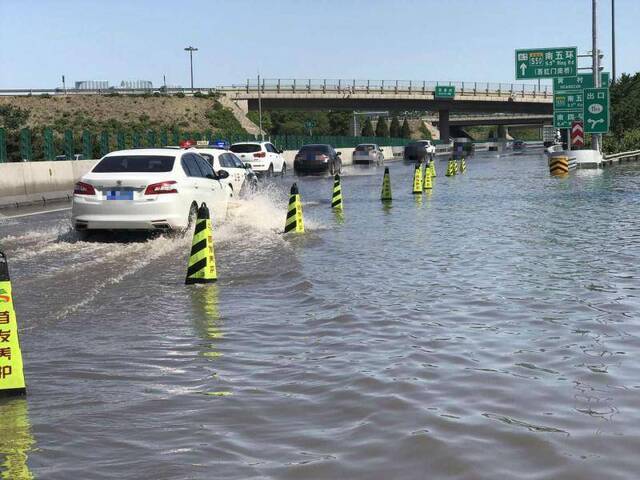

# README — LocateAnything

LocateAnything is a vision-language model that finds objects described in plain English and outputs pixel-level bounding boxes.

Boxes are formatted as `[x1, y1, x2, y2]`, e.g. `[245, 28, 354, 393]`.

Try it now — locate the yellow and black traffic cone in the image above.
[0, 252, 26, 396]
[460, 157, 467, 173]
[430, 161, 437, 177]
[453, 159, 459, 175]
[381, 167, 392, 202]
[423, 165, 433, 190]
[331, 174, 343, 211]
[445, 160, 453, 177]
[412, 161, 423, 194]
[185, 203, 217, 284]
[284, 183, 305, 233]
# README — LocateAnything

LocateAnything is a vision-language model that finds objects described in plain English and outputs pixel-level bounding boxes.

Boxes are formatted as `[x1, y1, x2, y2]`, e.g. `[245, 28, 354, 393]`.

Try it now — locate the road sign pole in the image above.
[567, 128, 571, 151]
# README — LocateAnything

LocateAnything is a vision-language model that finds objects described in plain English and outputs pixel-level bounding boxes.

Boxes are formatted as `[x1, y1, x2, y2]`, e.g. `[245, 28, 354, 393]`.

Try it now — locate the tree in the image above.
[375, 116, 389, 137]
[327, 111, 351, 135]
[401, 118, 411, 138]
[389, 116, 401, 138]
[361, 118, 374, 136]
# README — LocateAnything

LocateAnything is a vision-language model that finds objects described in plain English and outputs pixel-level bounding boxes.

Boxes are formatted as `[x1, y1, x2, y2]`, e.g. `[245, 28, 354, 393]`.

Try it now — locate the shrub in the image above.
[375, 116, 389, 137]
[361, 118, 374, 136]
[389, 116, 400, 137]
[401, 118, 411, 138]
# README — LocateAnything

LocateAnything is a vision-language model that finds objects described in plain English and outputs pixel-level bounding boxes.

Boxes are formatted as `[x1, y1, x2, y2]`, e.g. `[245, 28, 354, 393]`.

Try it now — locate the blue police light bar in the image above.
[210, 139, 230, 149]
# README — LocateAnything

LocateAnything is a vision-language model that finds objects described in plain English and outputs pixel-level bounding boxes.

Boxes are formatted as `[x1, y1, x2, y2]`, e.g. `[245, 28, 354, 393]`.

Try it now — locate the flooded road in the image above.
[1, 151, 640, 479]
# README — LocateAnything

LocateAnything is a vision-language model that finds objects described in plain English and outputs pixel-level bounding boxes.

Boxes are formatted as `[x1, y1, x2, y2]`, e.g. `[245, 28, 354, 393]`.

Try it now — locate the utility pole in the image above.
[62, 75, 66, 94]
[592, 0, 601, 153]
[258, 74, 264, 141]
[184, 46, 198, 91]
[611, 0, 616, 83]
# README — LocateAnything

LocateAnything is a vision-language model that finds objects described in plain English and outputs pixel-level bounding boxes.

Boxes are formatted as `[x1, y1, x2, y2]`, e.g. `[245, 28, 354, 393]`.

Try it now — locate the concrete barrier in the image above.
[0, 160, 97, 208]
[1, 146, 404, 208]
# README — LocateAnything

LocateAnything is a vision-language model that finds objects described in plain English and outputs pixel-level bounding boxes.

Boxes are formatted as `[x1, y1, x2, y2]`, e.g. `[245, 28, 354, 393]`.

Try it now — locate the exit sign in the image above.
[515, 47, 577, 79]
[434, 86, 455, 98]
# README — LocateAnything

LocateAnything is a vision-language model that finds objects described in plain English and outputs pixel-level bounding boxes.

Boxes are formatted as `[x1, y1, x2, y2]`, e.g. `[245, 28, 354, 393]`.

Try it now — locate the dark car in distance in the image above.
[513, 140, 526, 153]
[403, 140, 436, 162]
[293, 144, 342, 175]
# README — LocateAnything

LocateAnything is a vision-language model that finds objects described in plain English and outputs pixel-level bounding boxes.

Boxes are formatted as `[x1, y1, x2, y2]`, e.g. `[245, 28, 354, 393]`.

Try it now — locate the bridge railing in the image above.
[240, 78, 551, 97]
[0, 80, 551, 97]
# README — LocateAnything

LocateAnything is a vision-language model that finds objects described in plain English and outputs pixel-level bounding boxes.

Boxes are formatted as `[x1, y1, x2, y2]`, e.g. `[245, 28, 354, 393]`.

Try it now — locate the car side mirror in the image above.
[336, 151, 342, 156]
[217, 170, 230, 179]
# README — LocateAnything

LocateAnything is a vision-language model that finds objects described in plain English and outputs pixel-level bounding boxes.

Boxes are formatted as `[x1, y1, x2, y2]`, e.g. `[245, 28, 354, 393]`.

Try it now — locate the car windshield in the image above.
[299, 145, 330, 154]
[230, 144, 261, 153]
[356, 145, 375, 152]
[93, 155, 175, 173]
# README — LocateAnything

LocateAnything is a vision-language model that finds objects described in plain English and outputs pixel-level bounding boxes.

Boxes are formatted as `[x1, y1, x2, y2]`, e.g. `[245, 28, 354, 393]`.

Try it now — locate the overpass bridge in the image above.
[425, 113, 553, 139]
[0, 78, 554, 140]
[222, 78, 553, 140]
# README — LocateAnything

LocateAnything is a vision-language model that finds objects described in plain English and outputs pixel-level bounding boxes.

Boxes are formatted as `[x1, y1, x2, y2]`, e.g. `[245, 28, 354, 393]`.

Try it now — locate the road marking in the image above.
[1, 207, 71, 220]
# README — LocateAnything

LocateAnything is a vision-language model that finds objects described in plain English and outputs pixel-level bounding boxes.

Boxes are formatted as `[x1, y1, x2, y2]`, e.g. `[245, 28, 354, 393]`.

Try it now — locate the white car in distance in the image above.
[230, 141, 286, 177]
[194, 148, 257, 196]
[72, 148, 231, 233]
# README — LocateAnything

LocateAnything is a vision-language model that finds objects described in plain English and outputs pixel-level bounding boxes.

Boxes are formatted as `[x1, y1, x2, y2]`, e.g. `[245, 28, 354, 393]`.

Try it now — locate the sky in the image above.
[0, 0, 638, 89]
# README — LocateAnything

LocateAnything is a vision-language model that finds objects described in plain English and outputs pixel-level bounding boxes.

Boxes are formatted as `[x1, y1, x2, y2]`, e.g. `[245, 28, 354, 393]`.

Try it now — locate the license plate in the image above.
[106, 190, 133, 200]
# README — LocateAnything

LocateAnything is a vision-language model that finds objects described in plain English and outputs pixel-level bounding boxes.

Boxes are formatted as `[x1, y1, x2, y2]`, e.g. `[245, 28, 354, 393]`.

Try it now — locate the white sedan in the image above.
[72, 148, 231, 233]
[229, 141, 286, 177]
[194, 147, 257, 196]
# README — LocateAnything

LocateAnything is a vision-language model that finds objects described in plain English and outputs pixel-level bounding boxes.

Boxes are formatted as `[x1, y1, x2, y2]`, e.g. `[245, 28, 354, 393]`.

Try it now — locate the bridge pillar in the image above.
[497, 125, 509, 139]
[438, 109, 450, 142]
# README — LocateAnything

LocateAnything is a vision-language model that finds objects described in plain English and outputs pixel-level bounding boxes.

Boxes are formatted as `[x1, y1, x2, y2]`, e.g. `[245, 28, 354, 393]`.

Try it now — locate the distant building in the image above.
[120, 80, 153, 89]
[75, 80, 109, 90]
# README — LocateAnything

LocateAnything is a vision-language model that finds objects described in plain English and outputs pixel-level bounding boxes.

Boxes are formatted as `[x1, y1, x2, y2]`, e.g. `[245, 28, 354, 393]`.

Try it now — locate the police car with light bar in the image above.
[193, 140, 258, 196]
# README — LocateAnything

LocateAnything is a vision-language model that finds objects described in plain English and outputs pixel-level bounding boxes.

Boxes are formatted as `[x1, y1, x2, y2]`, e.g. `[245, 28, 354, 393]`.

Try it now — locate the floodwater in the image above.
[1, 151, 640, 479]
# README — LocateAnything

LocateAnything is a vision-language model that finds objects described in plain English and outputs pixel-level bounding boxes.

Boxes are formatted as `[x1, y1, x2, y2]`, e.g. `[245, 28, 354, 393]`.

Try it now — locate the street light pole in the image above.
[611, 0, 616, 83]
[184, 46, 198, 91]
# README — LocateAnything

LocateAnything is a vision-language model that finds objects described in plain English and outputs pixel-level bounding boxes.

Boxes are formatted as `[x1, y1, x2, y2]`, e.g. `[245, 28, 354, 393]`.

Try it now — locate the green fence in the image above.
[0, 128, 6, 163]
[0, 128, 415, 162]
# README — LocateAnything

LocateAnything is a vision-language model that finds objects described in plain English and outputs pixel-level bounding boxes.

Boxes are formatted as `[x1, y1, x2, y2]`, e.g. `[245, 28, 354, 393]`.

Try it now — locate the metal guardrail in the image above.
[0, 79, 552, 98]
[603, 149, 640, 161]
[236, 78, 551, 98]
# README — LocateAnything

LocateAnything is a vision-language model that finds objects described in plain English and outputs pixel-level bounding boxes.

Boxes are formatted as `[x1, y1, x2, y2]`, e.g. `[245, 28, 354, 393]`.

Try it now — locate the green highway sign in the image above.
[434, 85, 455, 98]
[553, 89, 584, 110]
[304, 120, 316, 129]
[584, 87, 609, 133]
[554, 72, 610, 91]
[554, 110, 582, 129]
[515, 47, 577, 79]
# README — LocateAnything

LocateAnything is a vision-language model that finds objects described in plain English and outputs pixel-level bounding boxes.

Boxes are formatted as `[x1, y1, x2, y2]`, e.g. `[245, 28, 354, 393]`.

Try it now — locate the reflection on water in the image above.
[2, 154, 640, 479]
[190, 285, 231, 397]
[0, 399, 35, 480]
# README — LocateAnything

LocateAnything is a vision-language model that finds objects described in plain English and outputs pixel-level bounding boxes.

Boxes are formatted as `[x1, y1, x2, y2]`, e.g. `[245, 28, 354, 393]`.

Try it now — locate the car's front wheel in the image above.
[281, 163, 287, 177]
